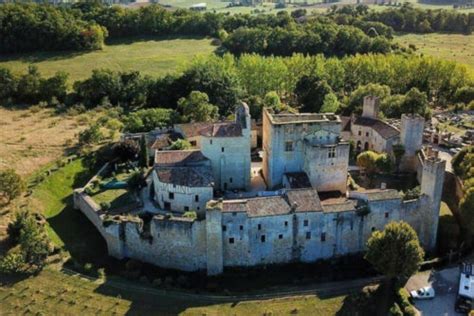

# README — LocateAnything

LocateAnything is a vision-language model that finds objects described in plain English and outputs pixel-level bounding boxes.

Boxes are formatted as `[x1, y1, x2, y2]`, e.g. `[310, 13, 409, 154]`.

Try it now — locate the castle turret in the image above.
[420, 155, 446, 250]
[205, 200, 224, 276]
[400, 114, 425, 172]
[362, 96, 380, 119]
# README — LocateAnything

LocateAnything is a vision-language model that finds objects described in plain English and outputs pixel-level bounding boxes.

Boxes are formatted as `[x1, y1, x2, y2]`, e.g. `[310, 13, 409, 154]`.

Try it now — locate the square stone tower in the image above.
[420, 155, 446, 250]
[400, 114, 425, 171]
[362, 96, 380, 119]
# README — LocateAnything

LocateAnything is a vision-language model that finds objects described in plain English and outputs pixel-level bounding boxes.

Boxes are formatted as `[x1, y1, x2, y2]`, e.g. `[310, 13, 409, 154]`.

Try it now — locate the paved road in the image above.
[406, 268, 462, 316]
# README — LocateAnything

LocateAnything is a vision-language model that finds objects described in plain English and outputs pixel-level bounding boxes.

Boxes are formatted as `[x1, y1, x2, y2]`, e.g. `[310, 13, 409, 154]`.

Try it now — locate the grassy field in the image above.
[28, 158, 108, 262]
[0, 269, 351, 315]
[394, 33, 474, 69]
[0, 37, 216, 83]
[0, 106, 86, 177]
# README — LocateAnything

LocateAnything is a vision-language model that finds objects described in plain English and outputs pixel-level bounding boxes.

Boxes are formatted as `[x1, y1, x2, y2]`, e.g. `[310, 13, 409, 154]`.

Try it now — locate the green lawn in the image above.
[30, 158, 107, 263]
[91, 189, 136, 211]
[394, 33, 474, 69]
[0, 37, 216, 83]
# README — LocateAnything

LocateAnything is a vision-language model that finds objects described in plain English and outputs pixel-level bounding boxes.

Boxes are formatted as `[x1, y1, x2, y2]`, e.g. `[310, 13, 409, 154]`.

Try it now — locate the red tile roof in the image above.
[154, 150, 208, 166]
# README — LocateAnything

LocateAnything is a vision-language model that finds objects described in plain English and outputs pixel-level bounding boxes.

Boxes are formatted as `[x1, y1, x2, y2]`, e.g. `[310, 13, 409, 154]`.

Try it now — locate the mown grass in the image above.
[0, 37, 216, 82]
[394, 33, 474, 69]
[0, 268, 350, 315]
[91, 189, 136, 211]
[29, 158, 107, 262]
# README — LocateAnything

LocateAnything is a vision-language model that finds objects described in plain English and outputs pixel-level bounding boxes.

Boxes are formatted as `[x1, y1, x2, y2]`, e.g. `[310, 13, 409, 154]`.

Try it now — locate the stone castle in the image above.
[74, 96, 446, 276]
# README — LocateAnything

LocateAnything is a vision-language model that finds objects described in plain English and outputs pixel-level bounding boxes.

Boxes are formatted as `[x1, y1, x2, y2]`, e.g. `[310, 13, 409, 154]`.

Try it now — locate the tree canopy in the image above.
[0, 169, 25, 204]
[365, 221, 424, 280]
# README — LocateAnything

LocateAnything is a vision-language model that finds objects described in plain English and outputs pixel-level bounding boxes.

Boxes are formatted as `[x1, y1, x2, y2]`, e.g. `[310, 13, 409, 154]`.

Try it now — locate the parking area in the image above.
[406, 267, 463, 316]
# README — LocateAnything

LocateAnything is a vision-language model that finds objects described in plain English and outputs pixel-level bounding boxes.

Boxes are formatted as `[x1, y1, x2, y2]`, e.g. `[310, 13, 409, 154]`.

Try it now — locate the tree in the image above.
[295, 75, 333, 113]
[392, 144, 405, 173]
[401, 87, 428, 116]
[356, 151, 379, 176]
[127, 170, 146, 192]
[177, 91, 219, 123]
[18, 213, 50, 271]
[78, 124, 104, 145]
[113, 140, 140, 163]
[365, 221, 424, 282]
[320, 92, 340, 113]
[123, 108, 179, 133]
[139, 135, 149, 168]
[454, 86, 474, 105]
[375, 153, 392, 174]
[169, 139, 192, 150]
[347, 83, 391, 115]
[0, 67, 17, 101]
[0, 169, 25, 204]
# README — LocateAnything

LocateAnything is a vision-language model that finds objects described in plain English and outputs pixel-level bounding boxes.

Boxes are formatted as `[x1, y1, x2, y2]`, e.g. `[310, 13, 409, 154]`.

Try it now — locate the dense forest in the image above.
[1, 53, 472, 123]
[330, 4, 473, 34]
[1, 2, 473, 55]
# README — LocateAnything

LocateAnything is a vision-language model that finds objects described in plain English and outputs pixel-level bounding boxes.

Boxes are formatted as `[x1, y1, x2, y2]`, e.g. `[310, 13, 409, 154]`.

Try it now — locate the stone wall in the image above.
[152, 171, 213, 214]
[73, 190, 124, 258]
[201, 134, 251, 191]
[121, 216, 207, 272]
[303, 143, 349, 193]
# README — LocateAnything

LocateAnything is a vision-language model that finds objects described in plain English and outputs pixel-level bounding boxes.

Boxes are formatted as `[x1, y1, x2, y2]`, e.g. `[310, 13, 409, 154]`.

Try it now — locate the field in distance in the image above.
[0, 37, 216, 82]
[394, 33, 474, 69]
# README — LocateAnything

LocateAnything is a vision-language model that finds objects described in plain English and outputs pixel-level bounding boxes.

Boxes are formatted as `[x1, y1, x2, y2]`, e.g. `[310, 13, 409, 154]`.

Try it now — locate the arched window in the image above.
[364, 142, 369, 151]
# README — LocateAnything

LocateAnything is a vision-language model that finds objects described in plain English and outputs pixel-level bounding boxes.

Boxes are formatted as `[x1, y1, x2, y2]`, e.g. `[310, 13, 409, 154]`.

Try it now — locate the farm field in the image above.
[0, 37, 216, 83]
[0, 106, 86, 177]
[0, 269, 350, 315]
[394, 33, 474, 69]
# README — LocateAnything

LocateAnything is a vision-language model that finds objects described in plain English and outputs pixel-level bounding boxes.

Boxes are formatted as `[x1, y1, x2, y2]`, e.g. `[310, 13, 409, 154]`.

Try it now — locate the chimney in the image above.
[380, 182, 387, 190]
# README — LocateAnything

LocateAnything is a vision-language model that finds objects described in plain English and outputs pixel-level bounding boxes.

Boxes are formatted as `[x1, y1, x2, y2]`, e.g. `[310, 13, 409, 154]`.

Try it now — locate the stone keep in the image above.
[400, 114, 425, 171]
[420, 156, 446, 250]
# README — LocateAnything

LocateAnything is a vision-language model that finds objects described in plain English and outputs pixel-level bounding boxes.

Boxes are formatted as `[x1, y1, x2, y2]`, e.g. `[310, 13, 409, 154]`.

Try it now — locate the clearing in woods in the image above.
[0, 37, 216, 82]
[394, 33, 474, 69]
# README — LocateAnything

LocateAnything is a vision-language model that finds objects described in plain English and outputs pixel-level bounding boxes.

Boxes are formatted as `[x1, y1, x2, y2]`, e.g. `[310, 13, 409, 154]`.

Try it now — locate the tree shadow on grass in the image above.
[105, 35, 210, 46]
[0, 35, 215, 64]
[47, 162, 109, 265]
[335, 283, 394, 316]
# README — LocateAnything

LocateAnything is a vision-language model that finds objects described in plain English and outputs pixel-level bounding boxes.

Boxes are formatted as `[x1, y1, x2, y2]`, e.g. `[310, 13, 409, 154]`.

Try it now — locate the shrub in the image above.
[403, 186, 421, 201]
[78, 124, 104, 145]
[0, 169, 26, 204]
[183, 211, 197, 219]
[100, 202, 111, 211]
[0, 250, 25, 273]
[389, 302, 403, 316]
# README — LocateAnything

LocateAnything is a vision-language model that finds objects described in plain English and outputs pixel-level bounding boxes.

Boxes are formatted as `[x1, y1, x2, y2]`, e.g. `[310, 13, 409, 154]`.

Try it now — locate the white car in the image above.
[410, 286, 436, 300]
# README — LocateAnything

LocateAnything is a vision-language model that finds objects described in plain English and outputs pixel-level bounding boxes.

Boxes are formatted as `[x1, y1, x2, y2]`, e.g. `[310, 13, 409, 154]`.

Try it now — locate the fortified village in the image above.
[74, 96, 446, 276]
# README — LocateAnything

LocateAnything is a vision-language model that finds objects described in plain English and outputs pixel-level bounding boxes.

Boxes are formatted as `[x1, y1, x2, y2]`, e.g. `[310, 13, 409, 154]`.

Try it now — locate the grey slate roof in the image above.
[286, 188, 323, 212]
[353, 117, 399, 140]
[221, 188, 323, 217]
[362, 189, 401, 201]
[199, 122, 243, 137]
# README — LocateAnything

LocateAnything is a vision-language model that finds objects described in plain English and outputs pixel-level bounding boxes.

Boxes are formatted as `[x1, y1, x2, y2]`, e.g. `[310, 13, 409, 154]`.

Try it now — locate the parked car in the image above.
[410, 286, 436, 300]
[450, 148, 461, 155]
